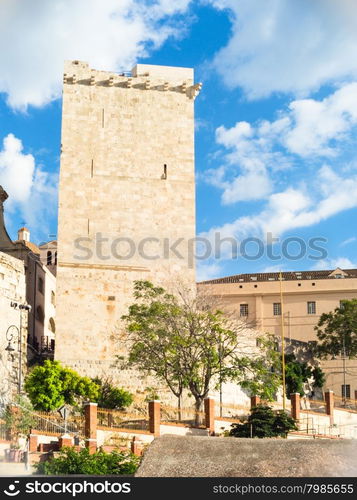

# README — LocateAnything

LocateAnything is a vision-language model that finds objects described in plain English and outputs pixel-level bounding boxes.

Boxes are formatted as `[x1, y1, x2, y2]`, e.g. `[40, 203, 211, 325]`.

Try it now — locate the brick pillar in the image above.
[148, 400, 161, 437]
[325, 390, 334, 425]
[84, 402, 97, 454]
[250, 395, 260, 409]
[131, 437, 144, 456]
[204, 398, 215, 435]
[290, 393, 300, 421]
[29, 434, 38, 452]
[59, 434, 74, 448]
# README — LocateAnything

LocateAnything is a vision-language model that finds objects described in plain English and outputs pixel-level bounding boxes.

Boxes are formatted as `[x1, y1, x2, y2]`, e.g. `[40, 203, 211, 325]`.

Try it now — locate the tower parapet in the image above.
[63, 60, 202, 99]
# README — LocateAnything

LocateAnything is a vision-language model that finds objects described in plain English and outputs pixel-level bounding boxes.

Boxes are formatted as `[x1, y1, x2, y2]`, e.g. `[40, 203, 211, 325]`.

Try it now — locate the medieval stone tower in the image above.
[55, 60, 201, 387]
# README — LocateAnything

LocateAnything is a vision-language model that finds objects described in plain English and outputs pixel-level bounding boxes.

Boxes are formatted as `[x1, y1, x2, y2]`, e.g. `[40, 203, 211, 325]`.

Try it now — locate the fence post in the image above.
[148, 400, 161, 437]
[59, 434, 74, 449]
[84, 402, 97, 454]
[290, 393, 300, 421]
[250, 395, 260, 409]
[131, 437, 144, 456]
[204, 398, 215, 435]
[324, 390, 334, 425]
[29, 434, 38, 452]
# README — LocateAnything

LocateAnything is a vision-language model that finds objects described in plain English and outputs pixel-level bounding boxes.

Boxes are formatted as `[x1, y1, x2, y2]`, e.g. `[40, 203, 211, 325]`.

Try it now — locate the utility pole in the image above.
[279, 271, 287, 410]
[342, 334, 347, 407]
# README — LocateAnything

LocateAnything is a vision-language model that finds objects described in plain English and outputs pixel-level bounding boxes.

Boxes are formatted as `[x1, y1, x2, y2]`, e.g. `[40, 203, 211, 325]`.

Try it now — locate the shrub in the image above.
[25, 360, 100, 411]
[92, 378, 133, 409]
[229, 404, 297, 438]
[3, 395, 35, 438]
[36, 447, 139, 475]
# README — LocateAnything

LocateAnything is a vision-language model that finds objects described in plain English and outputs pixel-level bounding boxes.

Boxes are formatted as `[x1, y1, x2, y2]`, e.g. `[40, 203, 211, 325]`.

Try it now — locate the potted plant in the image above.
[9, 443, 22, 462]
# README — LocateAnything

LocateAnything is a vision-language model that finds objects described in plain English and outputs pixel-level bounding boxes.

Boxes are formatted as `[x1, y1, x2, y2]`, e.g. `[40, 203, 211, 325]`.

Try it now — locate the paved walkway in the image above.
[0, 462, 33, 476]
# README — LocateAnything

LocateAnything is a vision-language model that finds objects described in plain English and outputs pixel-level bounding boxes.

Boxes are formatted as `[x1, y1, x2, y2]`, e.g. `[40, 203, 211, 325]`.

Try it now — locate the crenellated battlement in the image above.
[63, 60, 202, 99]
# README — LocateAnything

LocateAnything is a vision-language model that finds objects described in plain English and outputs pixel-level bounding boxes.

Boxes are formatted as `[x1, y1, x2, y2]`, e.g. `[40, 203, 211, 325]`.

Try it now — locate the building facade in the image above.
[55, 61, 200, 387]
[39, 240, 57, 277]
[199, 269, 357, 399]
[0, 251, 27, 406]
[0, 186, 56, 360]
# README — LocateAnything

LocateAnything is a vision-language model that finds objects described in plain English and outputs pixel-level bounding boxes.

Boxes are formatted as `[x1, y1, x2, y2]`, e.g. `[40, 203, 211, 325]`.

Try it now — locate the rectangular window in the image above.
[273, 302, 281, 316]
[342, 384, 351, 399]
[307, 301, 316, 315]
[240, 304, 248, 317]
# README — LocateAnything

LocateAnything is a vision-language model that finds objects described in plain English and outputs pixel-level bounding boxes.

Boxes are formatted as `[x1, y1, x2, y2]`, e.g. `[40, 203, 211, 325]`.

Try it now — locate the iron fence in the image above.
[160, 405, 206, 428]
[97, 408, 149, 432]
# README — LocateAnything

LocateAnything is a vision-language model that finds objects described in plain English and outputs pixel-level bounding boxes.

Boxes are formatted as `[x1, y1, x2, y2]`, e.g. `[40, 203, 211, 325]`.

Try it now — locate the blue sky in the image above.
[1, 0, 357, 280]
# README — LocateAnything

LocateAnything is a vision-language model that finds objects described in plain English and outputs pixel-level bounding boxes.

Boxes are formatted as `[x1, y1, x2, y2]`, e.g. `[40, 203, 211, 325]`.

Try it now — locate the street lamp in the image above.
[5, 301, 31, 394]
[5, 325, 21, 393]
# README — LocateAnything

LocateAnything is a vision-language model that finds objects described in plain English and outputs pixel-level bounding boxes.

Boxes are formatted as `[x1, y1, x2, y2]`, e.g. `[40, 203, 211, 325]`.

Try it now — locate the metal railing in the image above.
[31, 412, 85, 437]
[0, 419, 8, 440]
[97, 408, 149, 432]
[334, 395, 357, 411]
[160, 405, 206, 428]
[216, 402, 248, 421]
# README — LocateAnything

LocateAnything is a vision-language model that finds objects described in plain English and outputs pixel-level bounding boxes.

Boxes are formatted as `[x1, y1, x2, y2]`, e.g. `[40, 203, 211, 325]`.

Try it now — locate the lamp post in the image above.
[5, 301, 31, 393]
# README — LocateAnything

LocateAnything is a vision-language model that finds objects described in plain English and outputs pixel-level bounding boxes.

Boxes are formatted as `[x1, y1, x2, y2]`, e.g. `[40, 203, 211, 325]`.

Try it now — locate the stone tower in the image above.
[55, 61, 201, 386]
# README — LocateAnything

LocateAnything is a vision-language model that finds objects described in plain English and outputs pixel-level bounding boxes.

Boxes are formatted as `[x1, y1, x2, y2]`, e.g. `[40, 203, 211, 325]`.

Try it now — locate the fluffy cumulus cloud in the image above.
[203, 81, 357, 246]
[205, 83, 357, 213]
[209, 0, 357, 98]
[0, 134, 35, 202]
[203, 165, 357, 247]
[0, 0, 192, 109]
[0, 134, 57, 238]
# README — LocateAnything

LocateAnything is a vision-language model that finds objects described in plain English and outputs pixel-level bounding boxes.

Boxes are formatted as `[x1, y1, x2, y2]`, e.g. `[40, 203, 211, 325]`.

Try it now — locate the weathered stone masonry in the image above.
[55, 61, 201, 389]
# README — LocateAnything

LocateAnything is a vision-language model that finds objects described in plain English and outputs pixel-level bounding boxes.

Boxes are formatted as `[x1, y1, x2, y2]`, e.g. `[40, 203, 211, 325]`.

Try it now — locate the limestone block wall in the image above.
[55, 61, 200, 382]
[0, 251, 27, 406]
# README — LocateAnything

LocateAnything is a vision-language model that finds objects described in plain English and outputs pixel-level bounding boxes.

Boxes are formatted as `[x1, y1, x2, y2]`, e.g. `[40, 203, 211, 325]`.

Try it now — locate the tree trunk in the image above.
[177, 396, 182, 422]
[194, 397, 204, 427]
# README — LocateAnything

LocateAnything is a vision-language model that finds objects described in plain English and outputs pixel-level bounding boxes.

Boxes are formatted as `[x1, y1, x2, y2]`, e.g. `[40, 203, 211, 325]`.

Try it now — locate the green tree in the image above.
[121, 281, 281, 416]
[36, 447, 139, 475]
[229, 404, 297, 439]
[284, 354, 325, 397]
[315, 299, 357, 359]
[25, 360, 99, 411]
[92, 378, 133, 409]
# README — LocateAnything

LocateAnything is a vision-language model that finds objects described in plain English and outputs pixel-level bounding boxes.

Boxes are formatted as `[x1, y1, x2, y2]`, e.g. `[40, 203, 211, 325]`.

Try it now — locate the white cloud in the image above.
[210, 0, 357, 98]
[0, 0, 192, 110]
[312, 257, 356, 271]
[206, 83, 357, 211]
[285, 83, 357, 157]
[0, 134, 35, 203]
[196, 261, 223, 282]
[201, 166, 357, 247]
[0, 134, 57, 239]
[340, 237, 357, 247]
